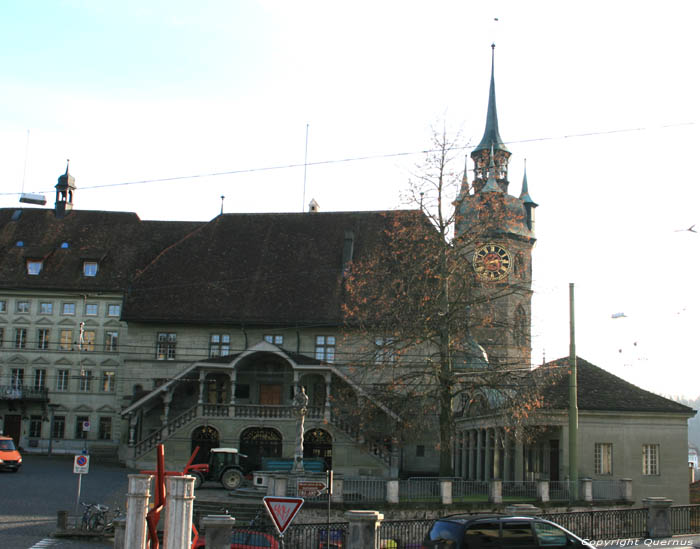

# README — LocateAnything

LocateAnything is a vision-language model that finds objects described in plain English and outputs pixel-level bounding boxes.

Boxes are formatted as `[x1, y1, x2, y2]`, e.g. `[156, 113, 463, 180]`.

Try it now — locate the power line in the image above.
[1, 121, 693, 198]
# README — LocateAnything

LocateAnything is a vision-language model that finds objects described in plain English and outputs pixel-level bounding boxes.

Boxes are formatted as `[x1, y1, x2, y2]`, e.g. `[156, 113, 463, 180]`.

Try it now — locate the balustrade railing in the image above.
[0, 384, 49, 401]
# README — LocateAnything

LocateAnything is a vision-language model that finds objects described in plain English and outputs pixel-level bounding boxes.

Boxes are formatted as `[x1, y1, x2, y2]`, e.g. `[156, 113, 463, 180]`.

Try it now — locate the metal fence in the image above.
[502, 480, 537, 500]
[540, 508, 647, 540]
[670, 505, 700, 535]
[399, 478, 443, 502]
[343, 477, 387, 502]
[453, 480, 489, 501]
[549, 480, 572, 501]
[379, 519, 434, 548]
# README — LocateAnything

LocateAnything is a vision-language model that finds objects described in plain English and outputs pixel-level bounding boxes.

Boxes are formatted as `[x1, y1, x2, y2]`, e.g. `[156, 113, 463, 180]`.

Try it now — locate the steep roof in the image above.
[535, 357, 695, 415]
[122, 209, 426, 326]
[0, 207, 202, 293]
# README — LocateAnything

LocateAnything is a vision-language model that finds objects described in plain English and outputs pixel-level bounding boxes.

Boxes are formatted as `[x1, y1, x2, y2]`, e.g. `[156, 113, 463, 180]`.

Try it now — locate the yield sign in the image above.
[263, 496, 304, 535]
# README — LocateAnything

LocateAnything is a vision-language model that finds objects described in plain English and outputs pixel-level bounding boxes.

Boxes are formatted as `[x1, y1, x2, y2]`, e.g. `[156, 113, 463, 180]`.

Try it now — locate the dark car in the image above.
[422, 514, 595, 548]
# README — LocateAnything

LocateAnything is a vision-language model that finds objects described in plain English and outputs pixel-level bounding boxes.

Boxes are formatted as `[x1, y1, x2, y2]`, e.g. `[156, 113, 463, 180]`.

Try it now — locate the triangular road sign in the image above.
[263, 496, 304, 535]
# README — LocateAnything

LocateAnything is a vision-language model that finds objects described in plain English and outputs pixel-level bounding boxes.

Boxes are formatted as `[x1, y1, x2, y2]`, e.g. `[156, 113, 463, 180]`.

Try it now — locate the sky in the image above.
[1, 1, 699, 399]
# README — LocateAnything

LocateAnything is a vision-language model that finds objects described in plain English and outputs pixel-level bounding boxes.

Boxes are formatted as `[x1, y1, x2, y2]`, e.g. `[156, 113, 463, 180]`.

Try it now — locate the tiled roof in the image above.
[534, 357, 695, 414]
[122, 210, 425, 326]
[0, 207, 201, 293]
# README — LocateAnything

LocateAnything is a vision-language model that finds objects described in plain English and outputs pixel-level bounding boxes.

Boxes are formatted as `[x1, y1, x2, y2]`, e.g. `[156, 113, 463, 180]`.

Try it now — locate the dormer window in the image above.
[83, 261, 98, 277]
[27, 260, 43, 275]
[61, 242, 70, 249]
[16, 241, 24, 247]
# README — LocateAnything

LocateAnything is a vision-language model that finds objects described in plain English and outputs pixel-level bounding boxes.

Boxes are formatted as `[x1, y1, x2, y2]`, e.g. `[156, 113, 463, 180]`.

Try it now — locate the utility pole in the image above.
[568, 283, 579, 501]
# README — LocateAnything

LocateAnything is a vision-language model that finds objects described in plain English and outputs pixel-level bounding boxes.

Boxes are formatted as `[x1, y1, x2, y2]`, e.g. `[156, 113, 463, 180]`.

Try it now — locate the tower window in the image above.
[83, 261, 98, 277]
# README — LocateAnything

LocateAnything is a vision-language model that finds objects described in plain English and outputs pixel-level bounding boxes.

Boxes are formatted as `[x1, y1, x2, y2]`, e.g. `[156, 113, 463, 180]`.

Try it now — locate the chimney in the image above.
[308, 199, 320, 213]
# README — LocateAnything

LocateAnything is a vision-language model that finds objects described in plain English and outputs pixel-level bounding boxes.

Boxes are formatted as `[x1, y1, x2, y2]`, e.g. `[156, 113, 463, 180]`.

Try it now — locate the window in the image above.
[98, 417, 112, 440]
[416, 445, 425, 458]
[85, 303, 98, 316]
[315, 335, 336, 362]
[79, 370, 93, 392]
[101, 371, 116, 392]
[107, 304, 121, 317]
[27, 260, 43, 275]
[0, 300, 6, 313]
[16, 300, 30, 313]
[501, 521, 537, 547]
[374, 336, 396, 364]
[33, 369, 46, 390]
[156, 332, 177, 360]
[60, 330, 73, 351]
[264, 334, 284, 345]
[533, 522, 569, 546]
[40, 302, 53, 314]
[105, 331, 118, 352]
[52, 416, 65, 439]
[209, 334, 231, 357]
[29, 415, 43, 438]
[11, 368, 24, 389]
[56, 369, 70, 391]
[83, 261, 98, 277]
[595, 443, 613, 475]
[643, 444, 660, 475]
[62, 302, 76, 315]
[38, 328, 50, 350]
[15, 328, 27, 349]
[75, 416, 89, 439]
[81, 329, 96, 352]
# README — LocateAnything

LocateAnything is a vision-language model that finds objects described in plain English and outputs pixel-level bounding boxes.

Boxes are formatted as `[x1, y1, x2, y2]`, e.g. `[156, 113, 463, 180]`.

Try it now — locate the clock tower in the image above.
[455, 45, 538, 369]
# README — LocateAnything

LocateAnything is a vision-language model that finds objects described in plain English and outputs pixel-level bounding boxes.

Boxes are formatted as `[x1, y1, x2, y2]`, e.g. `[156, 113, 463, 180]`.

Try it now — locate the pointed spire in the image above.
[481, 145, 503, 193]
[455, 154, 471, 204]
[474, 44, 509, 155]
[519, 159, 537, 206]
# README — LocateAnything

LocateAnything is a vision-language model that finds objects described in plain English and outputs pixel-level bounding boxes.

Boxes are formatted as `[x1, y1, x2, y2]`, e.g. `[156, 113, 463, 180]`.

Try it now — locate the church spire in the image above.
[471, 44, 511, 194]
[519, 159, 538, 232]
[474, 44, 509, 155]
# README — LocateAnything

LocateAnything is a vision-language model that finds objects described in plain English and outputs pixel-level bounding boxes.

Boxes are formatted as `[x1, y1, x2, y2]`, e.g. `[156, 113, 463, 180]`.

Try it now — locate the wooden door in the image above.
[259, 384, 282, 405]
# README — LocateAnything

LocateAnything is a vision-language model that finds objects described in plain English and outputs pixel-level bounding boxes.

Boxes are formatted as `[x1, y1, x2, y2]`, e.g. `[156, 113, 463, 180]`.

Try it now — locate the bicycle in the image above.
[80, 502, 120, 532]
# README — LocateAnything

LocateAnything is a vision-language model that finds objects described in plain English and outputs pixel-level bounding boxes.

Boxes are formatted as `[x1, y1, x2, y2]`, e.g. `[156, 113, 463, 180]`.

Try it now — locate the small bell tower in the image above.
[55, 160, 76, 218]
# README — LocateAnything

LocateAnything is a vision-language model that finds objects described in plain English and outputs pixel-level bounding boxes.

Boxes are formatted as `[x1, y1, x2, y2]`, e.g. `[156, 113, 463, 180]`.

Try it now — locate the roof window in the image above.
[61, 242, 70, 249]
[27, 260, 43, 275]
[16, 241, 24, 247]
[83, 261, 98, 277]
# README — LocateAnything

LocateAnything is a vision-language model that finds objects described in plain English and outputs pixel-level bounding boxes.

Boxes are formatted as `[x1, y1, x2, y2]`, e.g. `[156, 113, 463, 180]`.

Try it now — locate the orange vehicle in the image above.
[0, 436, 22, 472]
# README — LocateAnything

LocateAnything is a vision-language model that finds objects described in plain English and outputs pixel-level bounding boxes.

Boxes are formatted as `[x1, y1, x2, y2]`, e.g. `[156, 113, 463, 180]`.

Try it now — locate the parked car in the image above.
[422, 514, 595, 548]
[194, 529, 279, 548]
[0, 436, 22, 472]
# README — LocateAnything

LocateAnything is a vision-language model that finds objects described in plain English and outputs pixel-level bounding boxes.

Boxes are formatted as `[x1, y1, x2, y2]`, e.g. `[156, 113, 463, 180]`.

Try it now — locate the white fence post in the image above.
[163, 475, 196, 549]
[124, 474, 152, 549]
[386, 480, 399, 504]
[202, 515, 236, 549]
[345, 510, 383, 549]
[440, 480, 453, 505]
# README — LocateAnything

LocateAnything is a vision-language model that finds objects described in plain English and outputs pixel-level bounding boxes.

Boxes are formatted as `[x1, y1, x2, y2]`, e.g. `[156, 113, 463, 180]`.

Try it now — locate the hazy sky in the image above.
[1, 1, 698, 398]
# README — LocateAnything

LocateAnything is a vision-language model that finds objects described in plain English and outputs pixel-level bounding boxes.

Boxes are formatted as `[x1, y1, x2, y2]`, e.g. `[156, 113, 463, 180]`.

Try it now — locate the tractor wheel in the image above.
[191, 472, 204, 489]
[221, 468, 243, 490]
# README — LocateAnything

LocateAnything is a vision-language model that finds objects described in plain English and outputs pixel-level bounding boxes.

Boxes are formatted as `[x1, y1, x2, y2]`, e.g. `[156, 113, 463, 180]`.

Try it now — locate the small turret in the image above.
[55, 160, 76, 218]
[519, 160, 538, 232]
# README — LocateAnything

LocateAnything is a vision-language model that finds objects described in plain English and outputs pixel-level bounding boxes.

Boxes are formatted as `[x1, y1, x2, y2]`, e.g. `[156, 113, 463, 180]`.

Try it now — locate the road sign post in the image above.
[73, 454, 90, 514]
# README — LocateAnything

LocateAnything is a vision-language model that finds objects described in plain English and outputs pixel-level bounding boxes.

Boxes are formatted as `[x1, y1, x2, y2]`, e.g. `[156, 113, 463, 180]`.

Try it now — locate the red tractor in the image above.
[185, 447, 249, 490]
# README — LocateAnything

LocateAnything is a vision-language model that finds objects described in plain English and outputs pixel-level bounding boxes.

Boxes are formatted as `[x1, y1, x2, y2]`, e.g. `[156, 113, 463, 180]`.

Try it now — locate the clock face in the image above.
[473, 244, 512, 281]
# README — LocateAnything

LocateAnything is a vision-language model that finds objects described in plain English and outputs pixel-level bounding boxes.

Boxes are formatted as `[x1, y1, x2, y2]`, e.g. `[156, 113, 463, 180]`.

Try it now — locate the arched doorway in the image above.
[304, 428, 332, 470]
[191, 425, 220, 464]
[239, 428, 282, 471]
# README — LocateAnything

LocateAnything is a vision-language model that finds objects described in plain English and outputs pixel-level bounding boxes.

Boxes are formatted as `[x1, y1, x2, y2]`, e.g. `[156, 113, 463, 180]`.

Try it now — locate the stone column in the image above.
[493, 429, 502, 479]
[514, 434, 524, 481]
[620, 478, 633, 502]
[202, 515, 236, 549]
[461, 431, 468, 478]
[476, 429, 483, 481]
[579, 478, 592, 502]
[128, 414, 138, 446]
[331, 476, 344, 504]
[644, 497, 673, 538]
[503, 431, 511, 481]
[441, 480, 453, 505]
[484, 428, 493, 480]
[489, 479, 502, 504]
[198, 371, 206, 405]
[113, 517, 126, 549]
[162, 390, 173, 425]
[386, 480, 399, 504]
[345, 510, 383, 549]
[469, 431, 476, 480]
[163, 475, 196, 549]
[229, 369, 237, 407]
[324, 372, 332, 422]
[124, 474, 152, 549]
